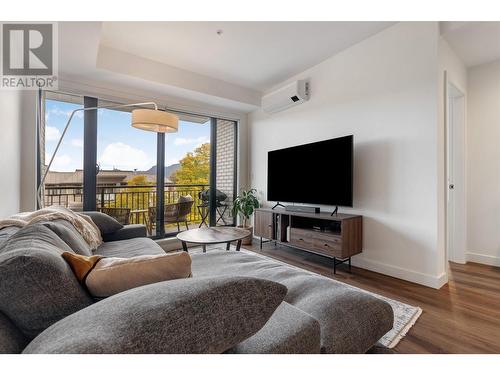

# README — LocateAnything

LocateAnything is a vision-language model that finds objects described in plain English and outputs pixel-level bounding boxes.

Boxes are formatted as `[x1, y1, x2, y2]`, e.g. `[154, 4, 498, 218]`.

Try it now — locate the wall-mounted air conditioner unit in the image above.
[261, 80, 309, 114]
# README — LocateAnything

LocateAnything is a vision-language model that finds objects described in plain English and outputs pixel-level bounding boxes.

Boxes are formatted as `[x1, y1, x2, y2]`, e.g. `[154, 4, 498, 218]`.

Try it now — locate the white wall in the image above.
[467, 60, 500, 267]
[248, 22, 447, 288]
[0, 91, 22, 217]
[19, 91, 38, 212]
[0, 90, 38, 217]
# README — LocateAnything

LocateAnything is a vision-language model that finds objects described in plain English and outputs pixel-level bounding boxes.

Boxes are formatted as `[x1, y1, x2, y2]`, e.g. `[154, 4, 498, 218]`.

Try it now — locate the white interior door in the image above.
[446, 83, 466, 264]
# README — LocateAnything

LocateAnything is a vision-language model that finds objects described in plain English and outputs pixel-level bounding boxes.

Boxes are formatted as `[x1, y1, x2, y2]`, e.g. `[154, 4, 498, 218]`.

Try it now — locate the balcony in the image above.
[43, 183, 232, 236]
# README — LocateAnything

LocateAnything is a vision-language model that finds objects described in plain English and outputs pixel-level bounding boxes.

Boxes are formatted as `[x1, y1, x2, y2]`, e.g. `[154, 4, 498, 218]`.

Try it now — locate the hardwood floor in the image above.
[243, 241, 500, 353]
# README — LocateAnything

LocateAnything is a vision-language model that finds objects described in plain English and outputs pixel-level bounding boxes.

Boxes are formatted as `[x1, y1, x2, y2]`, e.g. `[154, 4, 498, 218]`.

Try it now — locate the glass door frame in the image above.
[165, 109, 239, 234]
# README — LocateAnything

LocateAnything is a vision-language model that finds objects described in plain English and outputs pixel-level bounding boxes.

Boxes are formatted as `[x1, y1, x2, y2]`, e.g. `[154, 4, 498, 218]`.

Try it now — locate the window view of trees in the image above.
[96, 113, 211, 234]
[43, 95, 236, 237]
[171, 143, 210, 185]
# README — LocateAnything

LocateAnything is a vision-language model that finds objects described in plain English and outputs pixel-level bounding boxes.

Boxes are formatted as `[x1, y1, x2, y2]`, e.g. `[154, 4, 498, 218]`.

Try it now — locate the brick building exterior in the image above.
[216, 119, 236, 224]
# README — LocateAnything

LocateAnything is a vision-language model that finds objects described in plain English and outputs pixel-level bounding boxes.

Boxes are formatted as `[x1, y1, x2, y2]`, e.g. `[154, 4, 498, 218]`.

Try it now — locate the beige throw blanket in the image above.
[0, 206, 102, 249]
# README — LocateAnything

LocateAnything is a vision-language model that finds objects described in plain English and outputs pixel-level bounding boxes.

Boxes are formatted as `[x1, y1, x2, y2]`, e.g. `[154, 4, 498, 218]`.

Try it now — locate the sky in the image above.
[45, 99, 210, 172]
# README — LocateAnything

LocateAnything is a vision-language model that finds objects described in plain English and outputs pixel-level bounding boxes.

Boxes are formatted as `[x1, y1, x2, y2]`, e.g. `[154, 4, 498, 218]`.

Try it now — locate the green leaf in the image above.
[232, 188, 260, 222]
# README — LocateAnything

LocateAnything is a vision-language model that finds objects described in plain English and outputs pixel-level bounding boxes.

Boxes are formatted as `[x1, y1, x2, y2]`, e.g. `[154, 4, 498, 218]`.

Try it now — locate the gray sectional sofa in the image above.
[0, 215, 393, 354]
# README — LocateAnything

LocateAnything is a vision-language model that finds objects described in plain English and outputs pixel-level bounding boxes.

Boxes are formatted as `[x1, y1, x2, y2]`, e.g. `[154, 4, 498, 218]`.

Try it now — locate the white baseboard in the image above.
[253, 236, 447, 288]
[156, 235, 451, 288]
[351, 257, 448, 289]
[466, 252, 500, 267]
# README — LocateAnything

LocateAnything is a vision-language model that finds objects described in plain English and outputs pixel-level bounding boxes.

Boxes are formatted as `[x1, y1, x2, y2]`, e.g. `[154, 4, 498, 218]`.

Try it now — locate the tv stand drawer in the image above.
[289, 228, 314, 248]
[289, 228, 343, 257]
[313, 237, 342, 257]
[315, 232, 342, 246]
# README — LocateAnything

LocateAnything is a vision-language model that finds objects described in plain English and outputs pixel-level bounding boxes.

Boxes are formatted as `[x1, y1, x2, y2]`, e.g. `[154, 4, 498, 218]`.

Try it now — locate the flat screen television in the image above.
[267, 135, 353, 207]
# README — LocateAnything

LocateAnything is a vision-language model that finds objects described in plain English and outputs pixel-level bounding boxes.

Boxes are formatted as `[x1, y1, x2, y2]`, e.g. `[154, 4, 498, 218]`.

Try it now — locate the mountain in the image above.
[145, 163, 180, 178]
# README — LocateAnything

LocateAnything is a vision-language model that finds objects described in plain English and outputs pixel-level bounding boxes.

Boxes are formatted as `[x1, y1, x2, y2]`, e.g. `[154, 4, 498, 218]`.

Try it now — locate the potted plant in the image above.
[232, 188, 260, 245]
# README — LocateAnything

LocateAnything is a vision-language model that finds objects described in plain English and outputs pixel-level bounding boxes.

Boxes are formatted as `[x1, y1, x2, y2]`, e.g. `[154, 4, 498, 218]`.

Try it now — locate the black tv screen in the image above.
[267, 135, 353, 207]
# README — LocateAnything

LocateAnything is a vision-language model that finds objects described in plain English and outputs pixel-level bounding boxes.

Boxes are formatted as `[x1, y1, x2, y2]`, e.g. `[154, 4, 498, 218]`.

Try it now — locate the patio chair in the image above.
[147, 195, 194, 234]
[100, 207, 131, 225]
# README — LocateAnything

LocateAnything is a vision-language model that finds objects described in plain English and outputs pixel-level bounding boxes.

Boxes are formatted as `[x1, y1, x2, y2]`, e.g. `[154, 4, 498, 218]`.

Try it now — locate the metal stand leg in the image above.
[216, 205, 228, 225]
[181, 241, 188, 252]
[226, 242, 231, 251]
[260, 237, 262, 250]
[198, 206, 209, 227]
[236, 240, 242, 251]
[202, 244, 207, 253]
[333, 257, 352, 274]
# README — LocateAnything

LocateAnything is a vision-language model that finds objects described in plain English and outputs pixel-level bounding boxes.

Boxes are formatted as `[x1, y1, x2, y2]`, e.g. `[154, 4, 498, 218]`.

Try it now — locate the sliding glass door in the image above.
[39, 91, 238, 238]
[41, 92, 84, 209]
[165, 114, 211, 235]
[95, 104, 158, 235]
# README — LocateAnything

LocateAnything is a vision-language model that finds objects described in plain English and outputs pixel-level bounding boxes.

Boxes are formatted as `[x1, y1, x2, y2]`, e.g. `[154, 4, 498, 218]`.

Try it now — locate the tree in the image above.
[127, 175, 150, 186]
[171, 143, 210, 185]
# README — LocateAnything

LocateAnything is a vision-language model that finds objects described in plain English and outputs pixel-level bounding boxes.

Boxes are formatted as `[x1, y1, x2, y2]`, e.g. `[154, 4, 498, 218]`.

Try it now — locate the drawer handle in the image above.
[324, 244, 329, 247]
[268, 224, 272, 227]
[299, 238, 304, 241]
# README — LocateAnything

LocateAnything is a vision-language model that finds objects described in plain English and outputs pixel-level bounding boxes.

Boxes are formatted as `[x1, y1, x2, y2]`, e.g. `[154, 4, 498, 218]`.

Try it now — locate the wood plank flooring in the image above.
[243, 241, 500, 353]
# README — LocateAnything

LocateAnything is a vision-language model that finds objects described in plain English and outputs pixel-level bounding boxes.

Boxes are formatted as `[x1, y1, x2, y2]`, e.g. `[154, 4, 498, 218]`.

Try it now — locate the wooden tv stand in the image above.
[254, 207, 362, 273]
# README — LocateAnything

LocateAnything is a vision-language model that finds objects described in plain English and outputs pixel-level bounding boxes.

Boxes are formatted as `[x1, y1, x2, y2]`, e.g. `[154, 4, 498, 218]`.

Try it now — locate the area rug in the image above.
[189, 245, 422, 349]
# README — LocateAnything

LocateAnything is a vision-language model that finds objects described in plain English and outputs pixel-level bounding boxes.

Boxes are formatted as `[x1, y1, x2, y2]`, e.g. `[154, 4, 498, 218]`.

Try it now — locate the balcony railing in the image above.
[43, 183, 210, 229]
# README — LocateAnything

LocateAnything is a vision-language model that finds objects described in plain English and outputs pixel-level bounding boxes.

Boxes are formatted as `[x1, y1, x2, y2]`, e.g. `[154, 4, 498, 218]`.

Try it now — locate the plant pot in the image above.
[238, 225, 253, 245]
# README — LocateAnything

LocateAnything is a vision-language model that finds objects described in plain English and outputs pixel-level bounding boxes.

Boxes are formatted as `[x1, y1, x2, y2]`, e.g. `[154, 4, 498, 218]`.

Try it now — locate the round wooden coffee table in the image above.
[176, 227, 251, 253]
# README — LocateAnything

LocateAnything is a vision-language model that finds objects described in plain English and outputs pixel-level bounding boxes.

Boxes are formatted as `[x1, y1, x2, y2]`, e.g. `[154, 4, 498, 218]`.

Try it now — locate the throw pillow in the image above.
[82, 211, 123, 235]
[62, 251, 192, 298]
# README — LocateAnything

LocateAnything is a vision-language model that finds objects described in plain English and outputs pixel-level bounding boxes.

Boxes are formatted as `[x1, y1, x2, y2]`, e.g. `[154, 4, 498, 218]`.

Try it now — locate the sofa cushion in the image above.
[191, 250, 394, 354]
[0, 224, 94, 339]
[0, 227, 20, 249]
[83, 211, 123, 235]
[226, 302, 321, 354]
[102, 224, 147, 242]
[23, 276, 287, 354]
[0, 311, 27, 354]
[62, 251, 192, 298]
[95, 237, 165, 258]
[41, 220, 92, 256]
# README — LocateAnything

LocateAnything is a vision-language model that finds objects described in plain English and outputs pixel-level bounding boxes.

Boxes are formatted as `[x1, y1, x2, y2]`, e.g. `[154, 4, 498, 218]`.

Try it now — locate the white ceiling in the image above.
[57, 22, 500, 114]
[58, 22, 260, 113]
[100, 22, 394, 92]
[442, 22, 500, 67]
